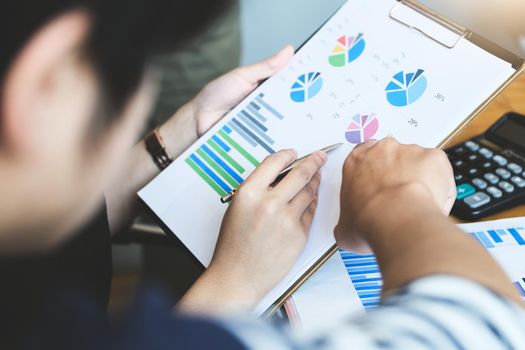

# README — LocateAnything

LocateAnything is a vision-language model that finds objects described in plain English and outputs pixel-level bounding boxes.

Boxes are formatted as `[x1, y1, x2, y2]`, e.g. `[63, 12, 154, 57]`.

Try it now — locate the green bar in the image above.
[219, 130, 260, 167]
[185, 157, 226, 196]
[196, 148, 239, 188]
[208, 139, 245, 174]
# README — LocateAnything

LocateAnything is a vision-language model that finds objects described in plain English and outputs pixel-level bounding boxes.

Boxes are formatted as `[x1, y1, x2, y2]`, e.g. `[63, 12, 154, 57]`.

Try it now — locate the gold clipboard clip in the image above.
[389, 0, 468, 49]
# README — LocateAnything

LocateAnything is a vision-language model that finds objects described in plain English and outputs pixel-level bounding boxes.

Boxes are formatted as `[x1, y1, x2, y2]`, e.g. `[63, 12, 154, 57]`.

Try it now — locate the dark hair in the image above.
[2, 0, 232, 124]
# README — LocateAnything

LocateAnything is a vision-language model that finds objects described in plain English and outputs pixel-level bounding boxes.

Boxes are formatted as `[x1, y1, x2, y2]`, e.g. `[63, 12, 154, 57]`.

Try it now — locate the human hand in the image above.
[159, 46, 294, 158]
[192, 45, 294, 136]
[179, 149, 327, 313]
[334, 138, 456, 252]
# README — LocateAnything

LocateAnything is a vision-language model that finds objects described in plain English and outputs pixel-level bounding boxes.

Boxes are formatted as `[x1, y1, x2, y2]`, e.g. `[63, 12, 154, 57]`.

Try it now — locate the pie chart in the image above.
[290, 72, 323, 103]
[345, 113, 379, 144]
[329, 33, 366, 67]
[385, 69, 427, 107]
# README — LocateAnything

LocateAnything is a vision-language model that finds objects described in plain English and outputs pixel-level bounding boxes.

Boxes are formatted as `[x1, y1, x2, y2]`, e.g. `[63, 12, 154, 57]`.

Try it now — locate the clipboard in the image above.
[261, 0, 524, 317]
[138, 0, 525, 318]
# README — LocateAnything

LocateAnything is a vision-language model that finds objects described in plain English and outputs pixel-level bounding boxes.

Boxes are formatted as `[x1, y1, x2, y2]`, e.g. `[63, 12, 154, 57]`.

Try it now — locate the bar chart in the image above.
[469, 226, 525, 249]
[514, 279, 525, 297]
[339, 250, 383, 311]
[185, 93, 284, 197]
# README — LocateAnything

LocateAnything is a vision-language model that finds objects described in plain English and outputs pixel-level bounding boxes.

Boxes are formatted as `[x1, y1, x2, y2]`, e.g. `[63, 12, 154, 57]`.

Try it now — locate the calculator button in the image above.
[481, 161, 494, 170]
[468, 168, 479, 176]
[507, 163, 523, 174]
[464, 192, 491, 209]
[486, 186, 503, 199]
[454, 174, 464, 182]
[452, 146, 467, 156]
[472, 178, 487, 190]
[453, 160, 466, 168]
[511, 176, 525, 188]
[479, 148, 494, 159]
[498, 181, 515, 193]
[495, 168, 511, 180]
[492, 155, 508, 166]
[467, 154, 480, 163]
[456, 183, 476, 200]
[465, 141, 480, 151]
[484, 173, 499, 185]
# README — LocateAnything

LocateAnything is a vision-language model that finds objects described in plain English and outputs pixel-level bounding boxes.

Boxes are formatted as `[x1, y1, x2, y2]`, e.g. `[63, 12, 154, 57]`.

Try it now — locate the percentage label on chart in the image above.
[408, 118, 419, 127]
[435, 93, 445, 102]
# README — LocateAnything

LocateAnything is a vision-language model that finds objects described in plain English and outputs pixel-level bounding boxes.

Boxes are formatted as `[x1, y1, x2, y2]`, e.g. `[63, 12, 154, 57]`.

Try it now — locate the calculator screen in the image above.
[492, 119, 525, 150]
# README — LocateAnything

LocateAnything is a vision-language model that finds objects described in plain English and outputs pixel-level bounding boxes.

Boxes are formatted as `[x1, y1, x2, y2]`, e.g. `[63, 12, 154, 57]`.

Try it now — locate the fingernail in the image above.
[318, 151, 328, 163]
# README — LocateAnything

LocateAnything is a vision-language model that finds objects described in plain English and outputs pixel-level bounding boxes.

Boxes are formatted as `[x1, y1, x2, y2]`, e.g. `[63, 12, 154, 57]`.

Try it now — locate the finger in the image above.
[443, 175, 457, 215]
[301, 196, 319, 232]
[350, 139, 378, 156]
[290, 172, 321, 215]
[244, 149, 297, 187]
[235, 45, 294, 85]
[354, 139, 378, 150]
[274, 151, 327, 200]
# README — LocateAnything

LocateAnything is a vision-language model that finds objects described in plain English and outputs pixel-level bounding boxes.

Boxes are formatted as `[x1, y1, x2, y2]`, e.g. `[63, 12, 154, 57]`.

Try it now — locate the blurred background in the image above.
[240, 0, 525, 64]
[110, 0, 525, 314]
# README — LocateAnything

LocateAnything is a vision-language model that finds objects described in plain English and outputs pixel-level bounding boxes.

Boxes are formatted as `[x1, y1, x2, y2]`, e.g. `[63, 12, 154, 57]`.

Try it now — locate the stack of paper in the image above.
[286, 217, 525, 331]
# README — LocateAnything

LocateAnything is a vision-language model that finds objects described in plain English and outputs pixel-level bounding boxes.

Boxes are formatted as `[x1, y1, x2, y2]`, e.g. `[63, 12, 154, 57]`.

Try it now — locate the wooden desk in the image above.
[448, 74, 525, 221]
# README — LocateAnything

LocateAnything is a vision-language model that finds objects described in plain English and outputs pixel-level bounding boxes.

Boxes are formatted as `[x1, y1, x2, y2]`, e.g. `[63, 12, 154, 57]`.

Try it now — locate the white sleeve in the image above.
[222, 275, 525, 350]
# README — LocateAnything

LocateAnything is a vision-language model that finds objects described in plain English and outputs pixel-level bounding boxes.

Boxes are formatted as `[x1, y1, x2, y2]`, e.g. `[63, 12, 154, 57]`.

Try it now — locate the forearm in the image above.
[361, 183, 522, 305]
[178, 268, 259, 315]
[105, 101, 198, 234]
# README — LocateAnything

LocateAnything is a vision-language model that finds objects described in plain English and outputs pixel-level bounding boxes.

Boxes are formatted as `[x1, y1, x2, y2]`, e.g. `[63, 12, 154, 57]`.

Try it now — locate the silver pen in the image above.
[220, 143, 343, 203]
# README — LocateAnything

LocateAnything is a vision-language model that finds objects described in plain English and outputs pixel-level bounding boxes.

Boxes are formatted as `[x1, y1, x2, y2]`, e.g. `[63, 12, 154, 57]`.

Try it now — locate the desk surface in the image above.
[449, 74, 525, 222]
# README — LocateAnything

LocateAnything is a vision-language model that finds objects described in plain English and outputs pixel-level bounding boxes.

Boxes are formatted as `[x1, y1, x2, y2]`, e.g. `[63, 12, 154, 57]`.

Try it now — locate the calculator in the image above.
[448, 112, 525, 220]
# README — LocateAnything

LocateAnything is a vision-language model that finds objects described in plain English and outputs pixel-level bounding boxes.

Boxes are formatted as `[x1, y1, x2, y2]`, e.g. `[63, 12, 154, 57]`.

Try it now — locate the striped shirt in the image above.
[224, 276, 525, 349]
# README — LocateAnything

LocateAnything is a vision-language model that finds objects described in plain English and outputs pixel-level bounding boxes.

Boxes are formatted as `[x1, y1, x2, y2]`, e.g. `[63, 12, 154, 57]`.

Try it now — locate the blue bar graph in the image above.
[232, 118, 275, 154]
[475, 231, 494, 248]
[487, 230, 503, 243]
[514, 280, 525, 297]
[340, 231, 525, 313]
[212, 135, 230, 152]
[229, 120, 258, 146]
[256, 93, 285, 119]
[339, 250, 383, 311]
[237, 113, 275, 145]
[470, 227, 525, 248]
[247, 104, 267, 122]
[241, 110, 268, 132]
[201, 144, 243, 184]
[508, 228, 525, 245]
[186, 94, 284, 196]
[189, 154, 232, 193]
[250, 102, 261, 110]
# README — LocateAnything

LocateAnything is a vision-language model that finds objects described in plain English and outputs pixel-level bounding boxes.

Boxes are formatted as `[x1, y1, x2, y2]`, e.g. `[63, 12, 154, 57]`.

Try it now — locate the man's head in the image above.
[0, 0, 231, 251]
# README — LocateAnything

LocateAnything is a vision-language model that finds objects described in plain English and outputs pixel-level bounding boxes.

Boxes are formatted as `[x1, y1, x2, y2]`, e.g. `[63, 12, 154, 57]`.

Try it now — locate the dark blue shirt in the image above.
[0, 206, 244, 350]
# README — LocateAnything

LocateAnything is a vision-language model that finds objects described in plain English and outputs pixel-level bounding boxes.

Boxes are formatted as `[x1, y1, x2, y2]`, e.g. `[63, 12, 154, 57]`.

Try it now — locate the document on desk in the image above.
[286, 217, 525, 331]
[138, 0, 521, 315]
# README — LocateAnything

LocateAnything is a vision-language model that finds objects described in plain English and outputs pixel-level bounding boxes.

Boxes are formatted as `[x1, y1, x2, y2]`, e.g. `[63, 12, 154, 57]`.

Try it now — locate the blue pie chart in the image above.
[290, 72, 323, 103]
[385, 69, 427, 107]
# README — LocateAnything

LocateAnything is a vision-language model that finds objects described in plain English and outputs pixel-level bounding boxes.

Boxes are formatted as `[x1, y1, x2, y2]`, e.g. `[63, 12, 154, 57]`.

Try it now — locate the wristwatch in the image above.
[145, 129, 173, 170]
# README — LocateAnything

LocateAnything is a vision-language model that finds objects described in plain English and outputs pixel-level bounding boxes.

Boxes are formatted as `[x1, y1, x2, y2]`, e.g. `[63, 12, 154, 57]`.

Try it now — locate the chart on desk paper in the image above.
[339, 251, 382, 310]
[138, 0, 517, 315]
[185, 93, 283, 197]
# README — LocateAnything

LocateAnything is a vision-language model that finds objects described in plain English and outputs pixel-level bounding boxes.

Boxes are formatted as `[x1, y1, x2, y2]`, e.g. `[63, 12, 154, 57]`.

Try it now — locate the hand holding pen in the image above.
[207, 147, 331, 301]
[221, 143, 342, 203]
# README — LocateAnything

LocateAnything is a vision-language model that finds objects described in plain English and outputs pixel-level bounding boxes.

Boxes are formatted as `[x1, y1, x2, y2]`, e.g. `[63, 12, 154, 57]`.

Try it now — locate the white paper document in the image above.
[288, 217, 525, 331]
[138, 0, 517, 315]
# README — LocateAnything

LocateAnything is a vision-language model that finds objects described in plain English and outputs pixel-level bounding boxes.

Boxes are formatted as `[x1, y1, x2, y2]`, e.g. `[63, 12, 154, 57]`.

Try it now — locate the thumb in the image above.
[235, 45, 294, 85]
